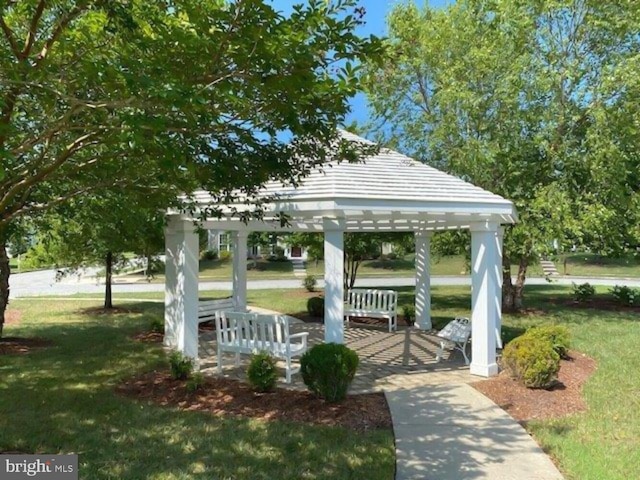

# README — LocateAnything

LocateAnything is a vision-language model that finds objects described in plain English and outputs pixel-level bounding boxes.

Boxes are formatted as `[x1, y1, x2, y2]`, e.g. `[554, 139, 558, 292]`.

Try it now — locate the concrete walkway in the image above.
[386, 384, 564, 480]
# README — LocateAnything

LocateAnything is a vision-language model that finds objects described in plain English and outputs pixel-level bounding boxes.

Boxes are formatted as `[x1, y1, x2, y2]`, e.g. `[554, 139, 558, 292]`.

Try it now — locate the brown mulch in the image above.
[5, 309, 22, 326]
[79, 305, 142, 316]
[116, 370, 392, 433]
[0, 337, 53, 356]
[131, 331, 164, 343]
[472, 350, 597, 423]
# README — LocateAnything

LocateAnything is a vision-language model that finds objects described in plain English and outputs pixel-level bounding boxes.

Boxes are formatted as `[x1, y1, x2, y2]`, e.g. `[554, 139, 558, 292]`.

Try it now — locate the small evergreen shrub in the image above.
[610, 285, 638, 306]
[150, 318, 164, 334]
[307, 296, 325, 318]
[247, 352, 278, 392]
[219, 250, 232, 262]
[572, 282, 595, 303]
[168, 351, 193, 380]
[201, 249, 218, 261]
[502, 335, 560, 389]
[301, 343, 359, 402]
[186, 372, 205, 393]
[525, 325, 571, 359]
[402, 305, 415, 326]
[303, 274, 317, 292]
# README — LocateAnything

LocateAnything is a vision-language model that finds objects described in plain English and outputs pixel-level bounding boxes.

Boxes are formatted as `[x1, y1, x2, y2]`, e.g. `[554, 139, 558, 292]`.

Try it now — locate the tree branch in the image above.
[0, 15, 20, 59]
[22, 0, 46, 59]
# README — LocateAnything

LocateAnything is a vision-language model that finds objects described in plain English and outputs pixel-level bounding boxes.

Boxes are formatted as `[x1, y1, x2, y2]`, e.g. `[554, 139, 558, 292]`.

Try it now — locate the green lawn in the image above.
[556, 252, 640, 278]
[0, 299, 394, 479]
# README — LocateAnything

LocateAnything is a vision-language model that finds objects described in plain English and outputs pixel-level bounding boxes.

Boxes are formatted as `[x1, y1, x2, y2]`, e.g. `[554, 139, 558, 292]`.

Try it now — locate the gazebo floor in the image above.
[199, 323, 474, 393]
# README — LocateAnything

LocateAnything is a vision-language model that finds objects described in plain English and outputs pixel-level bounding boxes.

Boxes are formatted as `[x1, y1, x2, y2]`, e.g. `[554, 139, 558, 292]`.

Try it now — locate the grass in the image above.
[556, 252, 640, 278]
[0, 300, 394, 479]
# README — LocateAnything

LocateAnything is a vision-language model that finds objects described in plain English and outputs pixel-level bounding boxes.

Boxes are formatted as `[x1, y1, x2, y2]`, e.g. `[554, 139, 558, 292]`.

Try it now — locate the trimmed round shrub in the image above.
[502, 336, 560, 389]
[525, 325, 571, 359]
[247, 352, 278, 392]
[169, 351, 194, 380]
[300, 343, 359, 402]
[307, 296, 324, 319]
[303, 274, 317, 292]
[572, 282, 595, 303]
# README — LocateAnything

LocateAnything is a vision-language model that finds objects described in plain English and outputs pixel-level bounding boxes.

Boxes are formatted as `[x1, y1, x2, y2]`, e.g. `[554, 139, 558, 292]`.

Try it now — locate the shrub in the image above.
[303, 274, 317, 292]
[201, 249, 218, 261]
[525, 325, 571, 359]
[610, 285, 638, 306]
[300, 343, 359, 402]
[307, 296, 324, 318]
[247, 352, 278, 392]
[186, 372, 205, 393]
[168, 351, 194, 380]
[219, 250, 232, 262]
[572, 282, 595, 303]
[386, 252, 398, 260]
[150, 318, 164, 334]
[402, 305, 415, 326]
[502, 335, 560, 389]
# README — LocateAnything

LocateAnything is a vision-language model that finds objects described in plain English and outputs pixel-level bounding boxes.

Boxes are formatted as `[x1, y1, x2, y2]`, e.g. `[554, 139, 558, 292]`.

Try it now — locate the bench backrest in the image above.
[199, 297, 235, 323]
[438, 317, 471, 343]
[346, 289, 398, 312]
[215, 311, 291, 351]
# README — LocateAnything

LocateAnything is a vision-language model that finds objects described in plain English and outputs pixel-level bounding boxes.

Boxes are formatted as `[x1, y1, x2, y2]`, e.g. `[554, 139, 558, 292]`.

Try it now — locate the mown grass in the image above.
[557, 252, 640, 278]
[0, 300, 394, 479]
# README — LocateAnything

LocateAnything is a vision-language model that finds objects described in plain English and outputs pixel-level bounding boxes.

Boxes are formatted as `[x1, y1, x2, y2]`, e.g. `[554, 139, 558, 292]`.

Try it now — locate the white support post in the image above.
[495, 227, 504, 349]
[232, 230, 248, 311]
[469, 222, 500, 377]
[415, 231, 432, 330]
[323, 218, 345, 344]
[164, 216, 199, 362]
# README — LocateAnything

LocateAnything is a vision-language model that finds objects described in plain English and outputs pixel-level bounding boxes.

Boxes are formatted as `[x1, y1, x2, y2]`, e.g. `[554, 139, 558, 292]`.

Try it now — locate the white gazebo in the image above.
[163, 132, 517, 377]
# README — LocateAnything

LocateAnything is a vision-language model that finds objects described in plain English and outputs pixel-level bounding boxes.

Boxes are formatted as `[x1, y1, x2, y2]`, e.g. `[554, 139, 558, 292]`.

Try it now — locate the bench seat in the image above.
[344, 288, 398, 332]
[435, 317, 471, 365]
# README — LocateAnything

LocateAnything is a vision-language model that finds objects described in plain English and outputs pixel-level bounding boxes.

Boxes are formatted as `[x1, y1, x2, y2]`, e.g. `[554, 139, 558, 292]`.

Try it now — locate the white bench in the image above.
[435, 317, 472, 365]
[344, 288, 398, 332]
[198, 297, 240, 324]
[214, 311, 309, 383]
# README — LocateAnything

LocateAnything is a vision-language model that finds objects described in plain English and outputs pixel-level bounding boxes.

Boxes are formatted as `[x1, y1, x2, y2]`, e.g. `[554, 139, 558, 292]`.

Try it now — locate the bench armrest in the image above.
[288, 332, 309, 349]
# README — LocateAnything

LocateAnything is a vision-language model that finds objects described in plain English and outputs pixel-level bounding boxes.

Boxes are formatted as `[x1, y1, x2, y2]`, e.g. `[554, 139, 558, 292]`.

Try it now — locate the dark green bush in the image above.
[247, 352, 278, 392]
[610, 285, 638, 305]
[502, 335, 560, 389]
[307, 296, 324, 318]
[525, 325, 571, 359]
[572, 282, 595, 303]
[168, 351, 193, 380]
[186, 372, 205, 393]
[402, 305, 415, 326]
[150, 318, 164, 334]
[303, 274, 317, 292]
[301, 343, 359, 402]
[201, 249, 218, 261]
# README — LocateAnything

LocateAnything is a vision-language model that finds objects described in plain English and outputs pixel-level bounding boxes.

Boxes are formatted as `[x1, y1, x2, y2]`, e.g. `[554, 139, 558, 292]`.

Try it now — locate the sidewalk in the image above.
[386, 383, 564, 480]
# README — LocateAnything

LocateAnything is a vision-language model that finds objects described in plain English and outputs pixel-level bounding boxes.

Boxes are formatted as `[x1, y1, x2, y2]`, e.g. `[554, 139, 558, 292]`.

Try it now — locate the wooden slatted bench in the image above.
[435, 317, 472, 365]
[198, 297, 238, 324]
[344, 288, 398, 332]
[214, 311, 309, 383]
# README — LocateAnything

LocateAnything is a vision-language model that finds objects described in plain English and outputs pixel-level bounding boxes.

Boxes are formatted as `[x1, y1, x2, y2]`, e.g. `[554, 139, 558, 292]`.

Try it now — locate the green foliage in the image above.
[201, 249, 219, 261]
[303, 274, 317, 292]
[149, 318, 164, 334]
[168, 351, 194, 381]
[268, 246, 287, 262]
[610, 285, 639, 306]
[572, 283, 596, 303]
[525, 325, 571, 359]
[247, 352, 278, 393]
[307, 296, 325, 318]
[401, 305, 415, 326]
[502, 335, 560, 389]
[185, 372, 206, 393]
[301, 343, 359, 402]
[219, 250, 232, 262]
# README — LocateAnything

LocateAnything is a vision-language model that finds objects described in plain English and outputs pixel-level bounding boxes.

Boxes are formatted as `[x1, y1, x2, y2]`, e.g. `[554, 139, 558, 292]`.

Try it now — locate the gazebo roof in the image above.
[190, 131, 517, 232]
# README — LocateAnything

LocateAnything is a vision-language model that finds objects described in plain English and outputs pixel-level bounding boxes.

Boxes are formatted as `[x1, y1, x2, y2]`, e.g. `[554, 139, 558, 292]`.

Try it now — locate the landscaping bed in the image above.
[116, 369, 392, 433]
[0, 336, 53, 355]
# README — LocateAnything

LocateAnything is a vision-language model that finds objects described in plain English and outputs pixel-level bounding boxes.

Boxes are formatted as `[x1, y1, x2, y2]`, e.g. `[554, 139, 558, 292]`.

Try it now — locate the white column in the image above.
[323, 218, 345, 344]
[415, 231, 432, 330]
[232, 230, 248, 311]
[164, 216, 199, 361]
[469, 221, 500, 377]
[495, 227, 504, 349]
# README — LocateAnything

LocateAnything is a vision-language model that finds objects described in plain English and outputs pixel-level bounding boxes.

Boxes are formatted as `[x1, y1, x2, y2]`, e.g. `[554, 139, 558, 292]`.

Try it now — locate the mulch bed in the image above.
[116, 370, 392, 433]
[0, 337, 53, 356]
[132, 331, 164, 343]
[80, 306, 142, 316]
[472, 350, 597, 423]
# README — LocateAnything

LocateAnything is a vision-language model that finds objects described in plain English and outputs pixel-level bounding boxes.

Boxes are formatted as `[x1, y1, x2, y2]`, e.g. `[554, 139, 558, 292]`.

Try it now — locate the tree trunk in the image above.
[502, 253, 528, 312]
[104, 251, 113, 309]
[0, 239, 10, 338]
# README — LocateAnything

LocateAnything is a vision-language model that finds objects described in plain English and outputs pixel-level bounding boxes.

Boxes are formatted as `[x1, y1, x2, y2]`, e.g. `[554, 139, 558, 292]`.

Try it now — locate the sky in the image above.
[269, 1, 451, 127]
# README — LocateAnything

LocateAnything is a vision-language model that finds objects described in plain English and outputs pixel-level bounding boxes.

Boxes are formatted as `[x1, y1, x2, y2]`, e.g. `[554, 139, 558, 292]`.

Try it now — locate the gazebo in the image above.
[163, 132, 517, 377]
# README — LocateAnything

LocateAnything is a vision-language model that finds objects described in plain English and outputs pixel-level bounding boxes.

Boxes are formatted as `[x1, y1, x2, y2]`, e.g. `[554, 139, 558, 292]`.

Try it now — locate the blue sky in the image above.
[269, 1, 451, 127]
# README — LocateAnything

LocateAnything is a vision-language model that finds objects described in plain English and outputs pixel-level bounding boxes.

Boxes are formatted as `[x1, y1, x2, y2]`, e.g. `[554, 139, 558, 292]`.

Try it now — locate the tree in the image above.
[0, 0, 382, 335]
[364, 0, 640, 310]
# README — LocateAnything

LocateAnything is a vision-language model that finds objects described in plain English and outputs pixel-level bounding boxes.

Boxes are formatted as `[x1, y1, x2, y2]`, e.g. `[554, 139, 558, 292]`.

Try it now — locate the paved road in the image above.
[8, 268, 640, 298]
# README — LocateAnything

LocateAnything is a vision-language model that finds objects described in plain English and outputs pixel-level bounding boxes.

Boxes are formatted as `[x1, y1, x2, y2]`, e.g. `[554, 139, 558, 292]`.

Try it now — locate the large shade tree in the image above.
[365, 0, 640, 310]
[0, 0, 382, 335]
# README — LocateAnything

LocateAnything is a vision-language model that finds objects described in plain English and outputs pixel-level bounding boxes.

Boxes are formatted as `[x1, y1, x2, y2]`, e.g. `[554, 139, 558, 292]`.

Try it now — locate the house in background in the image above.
[206, 230, 307, 260]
